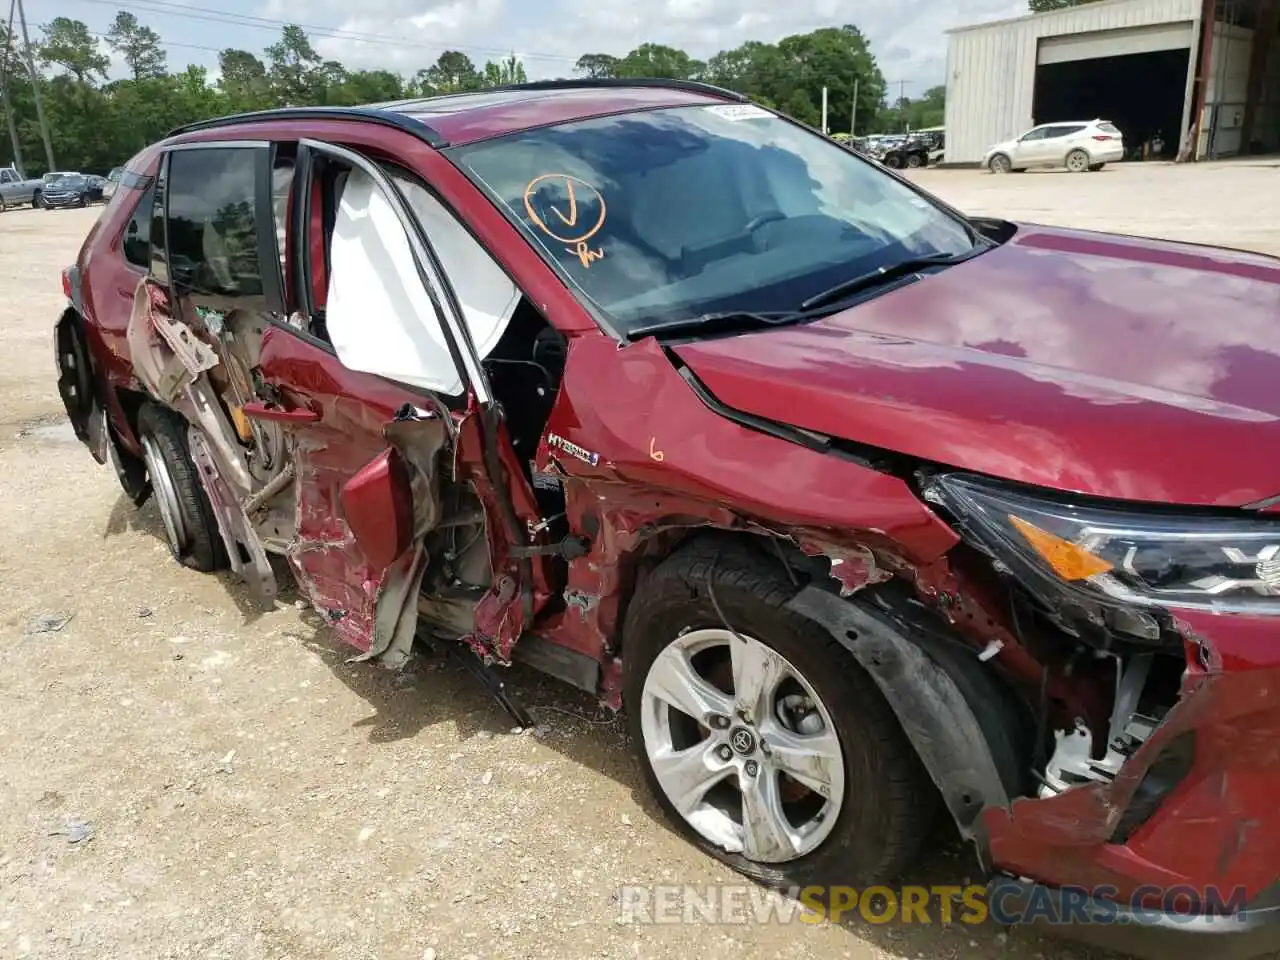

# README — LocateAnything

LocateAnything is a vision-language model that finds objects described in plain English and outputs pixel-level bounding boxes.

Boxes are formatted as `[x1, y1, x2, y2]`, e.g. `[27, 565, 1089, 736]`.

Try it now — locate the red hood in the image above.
[673, 224, 1280, 508]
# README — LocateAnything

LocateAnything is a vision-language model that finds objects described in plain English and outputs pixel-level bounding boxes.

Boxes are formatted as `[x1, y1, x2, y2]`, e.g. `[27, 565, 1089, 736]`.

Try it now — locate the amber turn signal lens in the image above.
[1008, 514, 1113, 580]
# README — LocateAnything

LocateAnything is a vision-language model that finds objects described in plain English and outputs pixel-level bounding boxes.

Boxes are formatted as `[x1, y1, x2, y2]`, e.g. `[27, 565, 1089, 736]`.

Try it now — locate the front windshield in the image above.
[449, 103, 974, 335]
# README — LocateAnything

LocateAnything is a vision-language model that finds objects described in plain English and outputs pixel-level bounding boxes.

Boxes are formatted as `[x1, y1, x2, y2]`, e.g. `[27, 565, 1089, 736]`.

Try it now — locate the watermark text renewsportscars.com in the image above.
[616, 883, 1253, 927]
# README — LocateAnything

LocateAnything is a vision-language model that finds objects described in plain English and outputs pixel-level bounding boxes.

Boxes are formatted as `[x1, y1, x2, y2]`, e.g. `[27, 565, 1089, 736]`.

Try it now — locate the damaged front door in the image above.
[258, 138, 541, 665]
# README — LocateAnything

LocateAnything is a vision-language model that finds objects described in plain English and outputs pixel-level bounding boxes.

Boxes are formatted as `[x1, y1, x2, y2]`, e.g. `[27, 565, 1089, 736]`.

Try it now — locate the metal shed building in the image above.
[943, 0, 1280, 165]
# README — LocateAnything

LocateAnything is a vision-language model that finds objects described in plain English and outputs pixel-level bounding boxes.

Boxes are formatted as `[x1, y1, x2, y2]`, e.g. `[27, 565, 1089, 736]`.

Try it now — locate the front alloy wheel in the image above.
[623, 542, 937, 887]
[640, 628, 846, 863]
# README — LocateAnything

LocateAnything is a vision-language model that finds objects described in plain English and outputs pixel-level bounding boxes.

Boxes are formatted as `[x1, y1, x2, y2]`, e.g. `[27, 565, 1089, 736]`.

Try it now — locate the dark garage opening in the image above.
[1033, 48, 1190, 160]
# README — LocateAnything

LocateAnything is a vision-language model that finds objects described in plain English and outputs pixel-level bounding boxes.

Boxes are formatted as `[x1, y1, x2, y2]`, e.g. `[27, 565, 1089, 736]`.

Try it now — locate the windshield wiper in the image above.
[626, 309, 807, 341]
[800, 246, 988, 312]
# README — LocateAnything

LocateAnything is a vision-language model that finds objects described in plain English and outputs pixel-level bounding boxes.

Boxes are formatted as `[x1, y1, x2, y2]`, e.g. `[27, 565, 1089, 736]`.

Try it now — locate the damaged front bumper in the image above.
[982, 608, 1280, 959]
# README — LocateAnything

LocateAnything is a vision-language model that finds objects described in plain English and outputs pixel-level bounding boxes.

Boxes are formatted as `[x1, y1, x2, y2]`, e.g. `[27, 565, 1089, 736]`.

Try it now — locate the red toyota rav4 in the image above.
[54, 79, 1280, 957]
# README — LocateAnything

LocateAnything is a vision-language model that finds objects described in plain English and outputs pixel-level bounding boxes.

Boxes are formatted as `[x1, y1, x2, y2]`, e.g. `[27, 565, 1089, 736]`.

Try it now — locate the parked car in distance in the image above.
[103, 166, 123, 200]
[0, 164, 43, 209]
[984, 119, 1124, 173]
[42, 174, 101, 209]
[53, 80, 1280, 960]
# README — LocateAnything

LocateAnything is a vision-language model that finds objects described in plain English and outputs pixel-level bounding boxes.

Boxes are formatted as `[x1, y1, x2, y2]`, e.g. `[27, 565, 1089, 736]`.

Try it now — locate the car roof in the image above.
[168, 78, 747, 149]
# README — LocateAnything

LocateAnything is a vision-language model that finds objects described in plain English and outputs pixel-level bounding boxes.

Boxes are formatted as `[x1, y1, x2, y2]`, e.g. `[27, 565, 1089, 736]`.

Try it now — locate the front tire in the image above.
[137, 403, 228, 572]
[31, 191, 41, 208]
[622, 541, 936, 888]
[988, 153, 1012, 174]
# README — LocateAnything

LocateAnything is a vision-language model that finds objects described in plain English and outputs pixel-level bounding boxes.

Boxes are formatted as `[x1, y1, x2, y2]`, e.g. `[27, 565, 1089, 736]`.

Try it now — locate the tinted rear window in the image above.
[1098, 122, 1121, 134]
[164, 147, 266, 302]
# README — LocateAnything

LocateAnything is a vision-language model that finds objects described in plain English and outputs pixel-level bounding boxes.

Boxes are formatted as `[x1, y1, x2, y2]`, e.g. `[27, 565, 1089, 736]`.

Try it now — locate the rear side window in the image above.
[122, 182, 155, 268]
[164, 147, 270, 306]
[1047, 125, 1087, 138]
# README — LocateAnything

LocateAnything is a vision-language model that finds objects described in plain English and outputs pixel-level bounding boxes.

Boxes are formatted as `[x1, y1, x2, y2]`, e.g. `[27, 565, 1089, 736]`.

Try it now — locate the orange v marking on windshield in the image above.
[523, 174, 607, 257]
[551, 179, 578, 227]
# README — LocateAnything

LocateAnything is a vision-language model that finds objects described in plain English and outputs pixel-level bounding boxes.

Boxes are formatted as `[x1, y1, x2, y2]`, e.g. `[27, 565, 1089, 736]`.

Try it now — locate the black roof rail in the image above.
[166, 106, 449, 147]
[462, 77, 749, 102]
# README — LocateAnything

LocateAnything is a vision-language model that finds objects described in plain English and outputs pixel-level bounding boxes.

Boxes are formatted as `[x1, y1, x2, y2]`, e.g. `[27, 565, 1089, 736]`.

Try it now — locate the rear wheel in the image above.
[1066, 149, 1091, 173]
[905, 153, 924, 169]
[988, 153, 1012, 174]
[137, 403, 228, 572]
[623, 542, 936, 888]
[1088, 163, 1105, 172]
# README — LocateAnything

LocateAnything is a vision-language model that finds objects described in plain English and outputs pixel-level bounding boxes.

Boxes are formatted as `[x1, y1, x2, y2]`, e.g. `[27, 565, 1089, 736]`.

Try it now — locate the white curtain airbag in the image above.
[326, 169, 519, 396]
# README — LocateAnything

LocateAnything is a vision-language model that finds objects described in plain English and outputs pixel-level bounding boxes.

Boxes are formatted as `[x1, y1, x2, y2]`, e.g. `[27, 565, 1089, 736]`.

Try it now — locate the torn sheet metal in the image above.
[125, 280, 218, 406]
[188, 427, 278, 598]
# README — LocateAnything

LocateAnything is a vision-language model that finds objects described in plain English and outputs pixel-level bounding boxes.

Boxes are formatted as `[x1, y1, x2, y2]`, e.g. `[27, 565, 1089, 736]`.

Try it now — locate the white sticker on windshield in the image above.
[703, 104, 771, 122]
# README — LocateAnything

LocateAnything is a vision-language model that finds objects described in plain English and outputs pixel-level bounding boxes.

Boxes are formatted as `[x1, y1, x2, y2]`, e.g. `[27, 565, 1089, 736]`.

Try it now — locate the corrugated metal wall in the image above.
[944, 0, 1201, 163]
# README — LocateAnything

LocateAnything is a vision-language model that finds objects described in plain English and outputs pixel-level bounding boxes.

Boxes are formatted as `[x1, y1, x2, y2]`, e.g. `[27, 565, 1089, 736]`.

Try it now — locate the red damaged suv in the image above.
[55, 80, 1280, 957]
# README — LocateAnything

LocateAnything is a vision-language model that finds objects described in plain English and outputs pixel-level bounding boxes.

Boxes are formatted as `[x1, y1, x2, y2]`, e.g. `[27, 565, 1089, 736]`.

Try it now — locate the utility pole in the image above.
[821, 85, 828, 134]
[850, 77, 858, 135]
[15, 0, 52, 171]
[1, 0, 24, 173]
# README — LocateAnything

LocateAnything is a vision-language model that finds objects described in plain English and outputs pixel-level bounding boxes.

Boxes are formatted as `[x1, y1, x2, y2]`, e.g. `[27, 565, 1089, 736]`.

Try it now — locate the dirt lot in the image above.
[1, 162, 1277, 960]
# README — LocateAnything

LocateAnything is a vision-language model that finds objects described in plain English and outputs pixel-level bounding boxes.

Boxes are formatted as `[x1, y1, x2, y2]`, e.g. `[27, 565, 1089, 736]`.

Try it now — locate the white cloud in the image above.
[284, 0, 1028, 92]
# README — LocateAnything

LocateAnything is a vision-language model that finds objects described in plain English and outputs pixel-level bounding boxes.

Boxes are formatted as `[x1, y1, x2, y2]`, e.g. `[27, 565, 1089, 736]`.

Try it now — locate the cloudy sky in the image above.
[59, 0, 1028, 93]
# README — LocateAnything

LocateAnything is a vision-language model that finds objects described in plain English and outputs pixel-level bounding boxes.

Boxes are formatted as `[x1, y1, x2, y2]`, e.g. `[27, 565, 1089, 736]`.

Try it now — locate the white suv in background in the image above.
[984, 120, 1125, 174]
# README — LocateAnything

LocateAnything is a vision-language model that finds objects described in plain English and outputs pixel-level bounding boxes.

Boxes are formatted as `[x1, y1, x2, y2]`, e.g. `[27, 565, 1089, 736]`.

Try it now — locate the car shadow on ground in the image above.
[103, 491, 291, 628]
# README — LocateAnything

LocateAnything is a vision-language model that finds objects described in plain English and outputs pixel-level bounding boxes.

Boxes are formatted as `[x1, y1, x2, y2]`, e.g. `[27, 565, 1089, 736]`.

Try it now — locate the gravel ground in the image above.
[1, 161, 1277, 960]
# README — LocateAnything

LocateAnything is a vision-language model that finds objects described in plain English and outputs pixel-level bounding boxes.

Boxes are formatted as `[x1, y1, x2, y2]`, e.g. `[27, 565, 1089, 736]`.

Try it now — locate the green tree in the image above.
[616, 43, 704, 79]
[482, 54, 527, 87]
[3, 21, 896, 178]
[39, 17, 108, 82]
[217, 49, 270, 112]
[574, 53, 618, 78]
[328, 68, 405, 105]
[881, 84, 945, 132]
[105, 12, 166, 80]
[264, 25, 323, 105]
[779, 26, 883, 133]
[427, 51, 481, 92]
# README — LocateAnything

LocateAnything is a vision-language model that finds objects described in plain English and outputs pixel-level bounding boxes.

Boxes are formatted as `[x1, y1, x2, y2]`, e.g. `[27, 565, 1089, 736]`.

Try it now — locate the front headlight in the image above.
[924, 474, 1280, 619]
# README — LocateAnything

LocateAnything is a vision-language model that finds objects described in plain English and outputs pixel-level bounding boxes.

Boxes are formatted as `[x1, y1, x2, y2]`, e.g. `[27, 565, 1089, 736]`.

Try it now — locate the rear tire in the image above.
[622, 540, 937, 889]
[905, 153, 924, 169]
[1088, 163, 1105, 172]
[137, 403, 228, 573]
[883, 154, 903, 169]
[1066, 149, 1090, 173]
